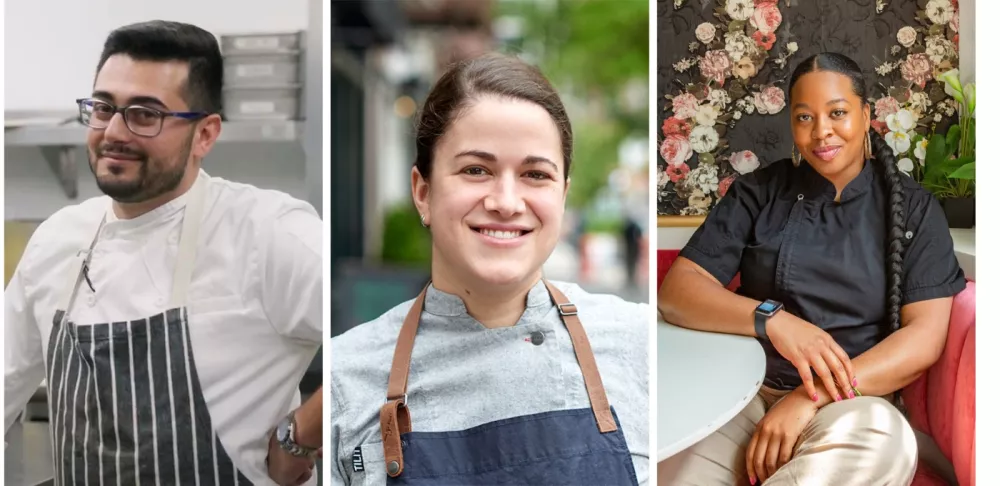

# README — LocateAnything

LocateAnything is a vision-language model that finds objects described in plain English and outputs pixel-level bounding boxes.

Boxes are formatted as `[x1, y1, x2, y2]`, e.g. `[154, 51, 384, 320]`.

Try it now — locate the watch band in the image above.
[754, 311, 769, 340]
[277, 412, 318, 458]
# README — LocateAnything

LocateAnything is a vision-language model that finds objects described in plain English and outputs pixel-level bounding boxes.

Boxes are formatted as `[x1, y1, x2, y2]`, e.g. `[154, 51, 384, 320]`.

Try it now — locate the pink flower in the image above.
[950, 10, 959, 32]
[660, 134, 694, 167]
[900, 53, 933, 89]
[753, 86, 786, 114]
[699, 50, 732, 87]
[662, 116, 692, 137]
[671, 93, 699, 119]
[728, 150, 760, 174]
[754, 0, 778, 5]
[665, 163, 691, 183]
[750, 2, 782, 34]
[752, 31, 776, 50]
[871, 120, 890, 136]
[718, 174, 737, 198]
[953, 34, 959, 49]
[874, 96, 901, 121]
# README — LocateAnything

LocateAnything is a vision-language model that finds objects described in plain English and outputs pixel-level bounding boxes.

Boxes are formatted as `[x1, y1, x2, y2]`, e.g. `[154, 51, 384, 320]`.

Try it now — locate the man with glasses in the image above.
[5, 20, 323, 485]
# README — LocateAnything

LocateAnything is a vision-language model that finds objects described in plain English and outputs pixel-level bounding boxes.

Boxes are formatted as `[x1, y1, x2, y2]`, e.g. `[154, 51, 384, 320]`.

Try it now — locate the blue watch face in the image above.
[758, 301, 778, 313]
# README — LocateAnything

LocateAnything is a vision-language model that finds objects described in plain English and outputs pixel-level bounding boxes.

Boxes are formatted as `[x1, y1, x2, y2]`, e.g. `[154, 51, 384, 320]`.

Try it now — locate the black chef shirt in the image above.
[680, 158, 967, 390]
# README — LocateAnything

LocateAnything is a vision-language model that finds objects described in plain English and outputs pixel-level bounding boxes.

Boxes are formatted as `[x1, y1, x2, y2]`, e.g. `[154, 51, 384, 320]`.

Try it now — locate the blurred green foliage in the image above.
[381, 203, 432, 268]
[496, 0, 648, 209]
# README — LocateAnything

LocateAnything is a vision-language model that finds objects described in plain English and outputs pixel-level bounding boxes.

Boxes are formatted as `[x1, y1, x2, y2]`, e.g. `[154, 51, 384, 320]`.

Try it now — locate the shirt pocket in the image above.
[348, 442, 388, 486]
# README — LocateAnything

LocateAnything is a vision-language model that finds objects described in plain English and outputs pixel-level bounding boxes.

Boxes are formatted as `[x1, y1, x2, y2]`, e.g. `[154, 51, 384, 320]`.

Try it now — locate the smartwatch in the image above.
[754, 299, 784, 340]
[275, 412, 318, 458]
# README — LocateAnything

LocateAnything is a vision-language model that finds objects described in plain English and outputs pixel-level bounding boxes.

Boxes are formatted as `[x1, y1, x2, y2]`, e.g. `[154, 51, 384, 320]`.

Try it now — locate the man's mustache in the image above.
[96, 144, 146, 160]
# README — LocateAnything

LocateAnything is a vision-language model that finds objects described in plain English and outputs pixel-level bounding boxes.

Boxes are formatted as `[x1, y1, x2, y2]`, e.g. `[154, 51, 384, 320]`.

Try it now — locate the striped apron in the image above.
[44, 174, 252, 485]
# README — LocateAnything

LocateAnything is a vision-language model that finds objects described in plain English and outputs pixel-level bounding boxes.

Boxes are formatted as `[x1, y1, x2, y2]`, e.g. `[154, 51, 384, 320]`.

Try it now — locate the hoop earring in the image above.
[420, 213, 428, 228]
[791, 146, 801, 167]
[864, 133, 873, 160]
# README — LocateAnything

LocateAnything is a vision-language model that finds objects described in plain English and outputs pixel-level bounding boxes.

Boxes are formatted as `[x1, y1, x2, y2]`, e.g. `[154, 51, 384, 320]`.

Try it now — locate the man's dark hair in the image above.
[96, 20, 223, 114]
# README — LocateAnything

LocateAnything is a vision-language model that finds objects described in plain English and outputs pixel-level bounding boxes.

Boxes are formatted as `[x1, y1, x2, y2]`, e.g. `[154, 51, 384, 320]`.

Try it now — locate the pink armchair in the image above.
[656, 250, 976, 486]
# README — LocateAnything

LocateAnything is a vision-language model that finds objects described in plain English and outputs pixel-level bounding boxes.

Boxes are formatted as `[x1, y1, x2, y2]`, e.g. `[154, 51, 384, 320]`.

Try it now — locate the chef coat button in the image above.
[87, 295, 96, 306]
[530, 331, 545, 345]
[387, 460, 400, 475]
[797, 194, 804, 201]
[905, 230, 913, 239]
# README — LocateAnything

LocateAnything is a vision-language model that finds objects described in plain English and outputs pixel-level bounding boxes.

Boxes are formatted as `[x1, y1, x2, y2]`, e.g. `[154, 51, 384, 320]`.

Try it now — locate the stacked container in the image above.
[220, 31, 304, 120]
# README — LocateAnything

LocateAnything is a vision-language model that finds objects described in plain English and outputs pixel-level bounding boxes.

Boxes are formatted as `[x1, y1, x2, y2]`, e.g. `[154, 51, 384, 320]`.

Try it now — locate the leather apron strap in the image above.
[379, 279, 617, 478]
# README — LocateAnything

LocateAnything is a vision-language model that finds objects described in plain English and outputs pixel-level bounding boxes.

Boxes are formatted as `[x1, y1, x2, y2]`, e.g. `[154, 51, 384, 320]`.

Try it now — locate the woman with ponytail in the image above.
[658, 52, 966, 485]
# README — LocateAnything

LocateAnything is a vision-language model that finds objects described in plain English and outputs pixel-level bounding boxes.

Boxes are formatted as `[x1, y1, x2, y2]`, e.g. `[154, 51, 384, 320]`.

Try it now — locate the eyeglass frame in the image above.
[75, 97, 211, 138]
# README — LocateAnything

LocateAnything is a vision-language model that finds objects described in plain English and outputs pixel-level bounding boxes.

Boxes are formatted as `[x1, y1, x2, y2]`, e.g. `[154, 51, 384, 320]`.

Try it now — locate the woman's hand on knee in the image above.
[746, 393, 818, 484]
[766, 312, 857, 404]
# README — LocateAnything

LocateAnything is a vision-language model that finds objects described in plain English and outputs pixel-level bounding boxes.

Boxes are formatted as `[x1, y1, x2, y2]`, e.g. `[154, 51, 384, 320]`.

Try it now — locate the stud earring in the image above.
[791, 146, 801, 167]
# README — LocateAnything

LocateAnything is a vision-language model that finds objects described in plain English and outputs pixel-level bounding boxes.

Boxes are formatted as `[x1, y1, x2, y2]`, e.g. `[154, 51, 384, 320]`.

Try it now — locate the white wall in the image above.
[960, 0, 975, 84]
[657, 227, 696, 250]
[4, 0, 308, 112]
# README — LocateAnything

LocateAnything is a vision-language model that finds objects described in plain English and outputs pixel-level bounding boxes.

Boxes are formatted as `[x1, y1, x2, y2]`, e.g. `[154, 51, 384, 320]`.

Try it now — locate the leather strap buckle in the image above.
[557, 302, 578, 316]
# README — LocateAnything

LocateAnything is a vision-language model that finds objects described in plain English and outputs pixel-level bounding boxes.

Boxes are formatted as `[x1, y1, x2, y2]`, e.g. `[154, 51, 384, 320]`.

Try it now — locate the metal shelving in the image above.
[5, 120, 304, 199]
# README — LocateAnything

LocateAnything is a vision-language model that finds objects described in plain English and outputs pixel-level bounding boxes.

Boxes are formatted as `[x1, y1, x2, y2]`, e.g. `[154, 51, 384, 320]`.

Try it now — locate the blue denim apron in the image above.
[378, 280, 639, 485]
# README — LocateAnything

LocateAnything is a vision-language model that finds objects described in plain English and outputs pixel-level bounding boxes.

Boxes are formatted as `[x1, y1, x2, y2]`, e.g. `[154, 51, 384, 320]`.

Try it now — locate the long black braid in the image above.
[789, 53, 906, 337]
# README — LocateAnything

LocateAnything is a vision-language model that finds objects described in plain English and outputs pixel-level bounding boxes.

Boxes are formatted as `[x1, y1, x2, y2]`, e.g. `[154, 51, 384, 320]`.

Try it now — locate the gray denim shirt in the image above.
[328, 279, 650, 485]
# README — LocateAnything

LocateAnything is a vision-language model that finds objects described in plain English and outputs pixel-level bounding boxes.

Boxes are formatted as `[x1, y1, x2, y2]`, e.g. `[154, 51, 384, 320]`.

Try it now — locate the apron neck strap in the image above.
[168, 173, 208, 308]
[379, 279, 617, 478]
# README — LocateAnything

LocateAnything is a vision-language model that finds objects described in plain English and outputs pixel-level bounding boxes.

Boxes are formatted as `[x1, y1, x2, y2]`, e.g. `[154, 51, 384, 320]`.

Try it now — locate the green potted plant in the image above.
[919, 69, 975, 228]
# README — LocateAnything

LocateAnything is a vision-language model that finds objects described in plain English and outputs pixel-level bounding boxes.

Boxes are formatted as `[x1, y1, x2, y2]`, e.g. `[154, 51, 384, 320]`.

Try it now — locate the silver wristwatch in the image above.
[275, 412, 318, 458]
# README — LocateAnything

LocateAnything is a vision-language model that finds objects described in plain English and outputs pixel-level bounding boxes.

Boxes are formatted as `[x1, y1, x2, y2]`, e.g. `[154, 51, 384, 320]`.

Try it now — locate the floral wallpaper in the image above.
[657, 0, 961, 217]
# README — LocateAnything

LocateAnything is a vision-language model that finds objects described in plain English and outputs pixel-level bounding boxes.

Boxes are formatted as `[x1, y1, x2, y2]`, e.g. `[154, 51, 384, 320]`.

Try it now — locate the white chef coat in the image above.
[4, 169, 323, 485]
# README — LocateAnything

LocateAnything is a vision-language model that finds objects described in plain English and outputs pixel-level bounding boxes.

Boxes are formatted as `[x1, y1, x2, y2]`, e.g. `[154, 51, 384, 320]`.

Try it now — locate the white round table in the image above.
[657, 321, 766, 461]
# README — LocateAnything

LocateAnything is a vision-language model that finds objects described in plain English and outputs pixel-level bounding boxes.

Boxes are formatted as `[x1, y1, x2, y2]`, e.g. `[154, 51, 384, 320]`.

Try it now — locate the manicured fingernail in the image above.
[812, 393, 819, 401]
[849, 390, 855, 399]
[836, 394, 842, 401]
[750, 477, 757, 485]
[853, 378, 858, 387]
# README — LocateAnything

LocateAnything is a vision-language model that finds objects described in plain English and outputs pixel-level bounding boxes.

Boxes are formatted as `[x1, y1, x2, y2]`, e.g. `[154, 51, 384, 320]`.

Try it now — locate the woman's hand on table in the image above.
[745, 391, 818, 484]
[766, 312, 857, 404]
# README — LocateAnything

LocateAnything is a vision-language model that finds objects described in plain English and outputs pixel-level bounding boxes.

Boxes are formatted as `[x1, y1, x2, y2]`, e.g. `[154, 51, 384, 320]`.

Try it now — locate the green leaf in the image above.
[728, 20, 744, 33]
[946, 124, 961, 154]
[948, 161, 975, 180]
[699, 153, 717, 166]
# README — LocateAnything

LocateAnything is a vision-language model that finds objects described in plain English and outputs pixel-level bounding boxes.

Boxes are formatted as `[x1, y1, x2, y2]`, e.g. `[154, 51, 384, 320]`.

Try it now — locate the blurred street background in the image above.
[331, 0, 650, 336]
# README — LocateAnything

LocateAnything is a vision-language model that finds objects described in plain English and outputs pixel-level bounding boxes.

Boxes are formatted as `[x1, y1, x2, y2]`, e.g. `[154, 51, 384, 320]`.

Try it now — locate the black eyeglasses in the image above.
[76, 98, 209, 138]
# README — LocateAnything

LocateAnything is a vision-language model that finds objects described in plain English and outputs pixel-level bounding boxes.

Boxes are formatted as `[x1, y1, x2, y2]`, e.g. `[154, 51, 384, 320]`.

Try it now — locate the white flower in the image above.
[934, 113, 943, 122]
[724, 31, 757, 62]
[884, 130, 912, 155]
[886, 109, 916, 132]
[925, 35, 956, 64]
[687, 164, 720, 194]
[891, 45, 902, 56]
[725, 0, 755, 21]
[729, 150, 760, 174]
[689, 125, 720, 153]
[745, 103, 755, 114]
[926, 0, 955, 26]
[909, 92, 932, 113]
[876, 62, 896, 76]
[733, 111, 743, 120]
[896, 26, 918, 48]
[709, 89, 731, 109]
[897, 157, 914, 175]
[786, 42, 798, 54]
[914, 138, 928, 163]
[695, 104, 720, 126]
[696, 22, 717, 44]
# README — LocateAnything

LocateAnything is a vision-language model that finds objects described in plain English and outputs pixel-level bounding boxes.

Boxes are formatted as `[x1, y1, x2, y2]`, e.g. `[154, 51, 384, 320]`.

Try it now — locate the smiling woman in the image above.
[328, 53, 650, 485]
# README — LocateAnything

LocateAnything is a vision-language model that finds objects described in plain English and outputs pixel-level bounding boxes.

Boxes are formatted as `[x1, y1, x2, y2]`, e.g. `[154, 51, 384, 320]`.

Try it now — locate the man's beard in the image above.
[89, 135, 194, 204]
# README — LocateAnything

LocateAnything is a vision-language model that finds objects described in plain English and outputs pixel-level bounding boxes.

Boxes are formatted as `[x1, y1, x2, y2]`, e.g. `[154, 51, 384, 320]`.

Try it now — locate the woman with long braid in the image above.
[658, 52, 966, 485]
